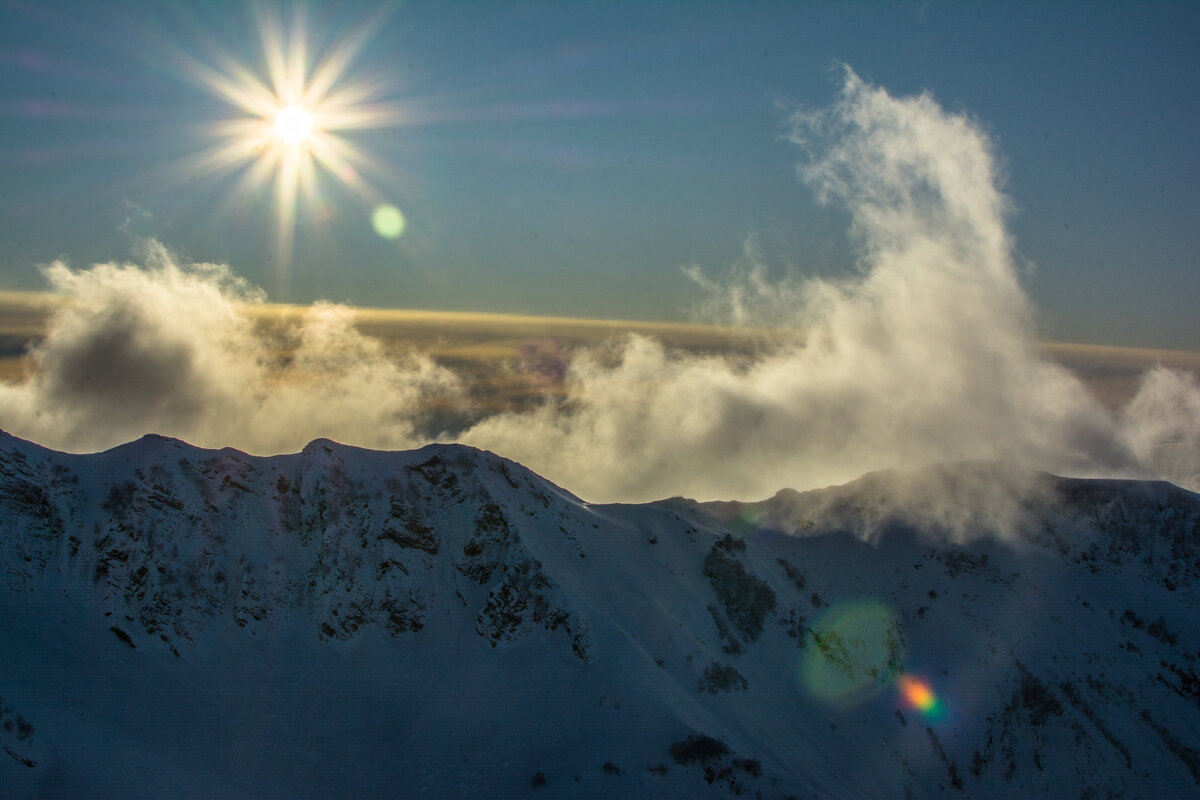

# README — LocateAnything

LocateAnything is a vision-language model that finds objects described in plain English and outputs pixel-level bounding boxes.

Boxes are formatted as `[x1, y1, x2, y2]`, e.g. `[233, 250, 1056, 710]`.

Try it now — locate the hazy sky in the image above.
[1, 0, 1197, 350]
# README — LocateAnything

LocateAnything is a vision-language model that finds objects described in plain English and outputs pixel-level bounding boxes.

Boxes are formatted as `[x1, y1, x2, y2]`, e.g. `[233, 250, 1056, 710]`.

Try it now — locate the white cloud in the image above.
[0, 241, 459, 455]
[461, 68, 1146, 504]
[1120, 367, 1200, 491]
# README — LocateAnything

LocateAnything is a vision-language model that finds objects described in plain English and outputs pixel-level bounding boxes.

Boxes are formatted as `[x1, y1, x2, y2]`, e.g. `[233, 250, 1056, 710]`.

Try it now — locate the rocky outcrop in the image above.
[0, 432, 592, 660]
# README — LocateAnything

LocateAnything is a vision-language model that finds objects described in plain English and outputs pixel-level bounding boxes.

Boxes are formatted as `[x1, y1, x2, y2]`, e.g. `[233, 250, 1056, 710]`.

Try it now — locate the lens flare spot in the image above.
[800, 600, 905, 708]
[274, 105, 314, 144]
[897, 675, 945, 719]
[372, 204, 405, 239]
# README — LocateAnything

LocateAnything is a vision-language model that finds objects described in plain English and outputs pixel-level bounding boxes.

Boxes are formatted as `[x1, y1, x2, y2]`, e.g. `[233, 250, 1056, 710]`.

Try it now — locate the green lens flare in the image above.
[372, 205, 406, 239]
[800, 599, 906, 708]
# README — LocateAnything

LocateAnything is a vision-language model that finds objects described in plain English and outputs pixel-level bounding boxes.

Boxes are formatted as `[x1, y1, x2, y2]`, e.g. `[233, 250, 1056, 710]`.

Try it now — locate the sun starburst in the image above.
[274, 105, 315, 144]
[175, 4, 405, 296]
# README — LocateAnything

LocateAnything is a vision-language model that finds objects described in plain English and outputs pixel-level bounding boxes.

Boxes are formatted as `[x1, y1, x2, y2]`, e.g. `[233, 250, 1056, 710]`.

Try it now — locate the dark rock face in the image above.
[0, 433, 592, 658]
[2, 429, 1200, 798]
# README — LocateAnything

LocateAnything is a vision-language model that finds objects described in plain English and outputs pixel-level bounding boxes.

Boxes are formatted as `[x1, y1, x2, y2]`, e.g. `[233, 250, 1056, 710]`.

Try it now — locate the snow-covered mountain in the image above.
[2, 429, 1198, 798]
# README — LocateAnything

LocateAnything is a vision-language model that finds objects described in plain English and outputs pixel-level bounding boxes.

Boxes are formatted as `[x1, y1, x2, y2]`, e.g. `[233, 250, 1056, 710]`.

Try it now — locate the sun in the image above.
[274, 105, 315, 145]
[174, 5, 405, 296]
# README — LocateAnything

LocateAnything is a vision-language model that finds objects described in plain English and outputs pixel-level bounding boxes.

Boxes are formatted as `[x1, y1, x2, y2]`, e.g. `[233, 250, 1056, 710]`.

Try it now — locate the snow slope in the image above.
[1, 429, 1199, 798]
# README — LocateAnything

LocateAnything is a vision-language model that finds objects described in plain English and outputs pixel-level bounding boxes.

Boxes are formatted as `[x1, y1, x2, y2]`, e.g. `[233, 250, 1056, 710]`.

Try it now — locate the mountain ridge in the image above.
[2, 429, 1199, 798]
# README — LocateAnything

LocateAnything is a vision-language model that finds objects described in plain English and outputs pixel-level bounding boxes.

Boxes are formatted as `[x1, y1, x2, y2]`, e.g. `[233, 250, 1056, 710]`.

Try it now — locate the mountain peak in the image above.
[2, 434, 1199, 797]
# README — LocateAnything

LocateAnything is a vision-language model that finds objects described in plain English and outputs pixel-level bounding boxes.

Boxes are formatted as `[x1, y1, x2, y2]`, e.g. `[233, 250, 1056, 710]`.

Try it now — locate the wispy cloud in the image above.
[464, 68, 1195, 501]
[1119, 367, 1200, 492]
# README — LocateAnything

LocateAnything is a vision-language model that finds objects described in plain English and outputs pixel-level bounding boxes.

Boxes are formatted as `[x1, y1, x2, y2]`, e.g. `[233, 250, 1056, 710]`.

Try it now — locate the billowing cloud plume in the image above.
[1, 68, 1197, 515]
[462, 68, 1188, 502]
[0, 241, 459, 455]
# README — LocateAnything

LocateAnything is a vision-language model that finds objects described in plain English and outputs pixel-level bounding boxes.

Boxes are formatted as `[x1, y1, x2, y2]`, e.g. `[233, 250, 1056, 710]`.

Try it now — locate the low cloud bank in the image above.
[0, 241, 459, 456]
[1, 69, 1197, 512]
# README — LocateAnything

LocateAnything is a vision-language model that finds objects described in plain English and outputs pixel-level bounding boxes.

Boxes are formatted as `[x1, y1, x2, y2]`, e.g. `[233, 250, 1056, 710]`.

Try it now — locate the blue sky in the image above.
[2, 0, 1197, 349]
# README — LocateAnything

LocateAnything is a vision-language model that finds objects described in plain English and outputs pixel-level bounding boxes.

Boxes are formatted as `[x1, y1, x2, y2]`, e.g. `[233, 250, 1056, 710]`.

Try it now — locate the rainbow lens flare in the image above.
[897, 674, 945, 720]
